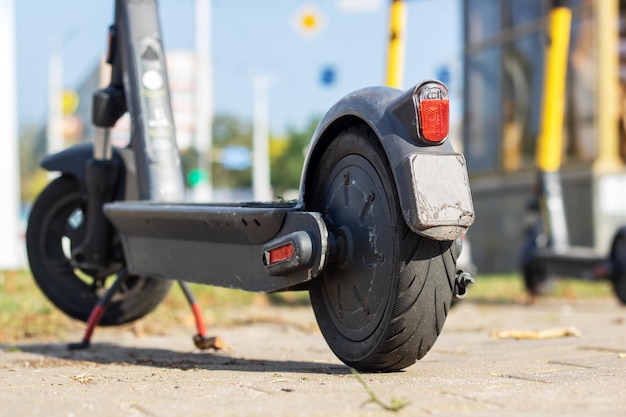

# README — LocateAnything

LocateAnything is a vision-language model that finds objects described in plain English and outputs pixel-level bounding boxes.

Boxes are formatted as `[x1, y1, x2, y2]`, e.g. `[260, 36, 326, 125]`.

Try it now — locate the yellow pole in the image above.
[534, 4, 573, 251]
[536, 6, 572, 172]
[594, 0, 623, 172]
[385, 0, 406, 89]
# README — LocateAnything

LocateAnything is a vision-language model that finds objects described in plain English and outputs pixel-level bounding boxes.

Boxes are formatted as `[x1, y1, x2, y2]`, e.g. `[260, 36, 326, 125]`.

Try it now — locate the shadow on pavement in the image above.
[5, 341, 351, 375]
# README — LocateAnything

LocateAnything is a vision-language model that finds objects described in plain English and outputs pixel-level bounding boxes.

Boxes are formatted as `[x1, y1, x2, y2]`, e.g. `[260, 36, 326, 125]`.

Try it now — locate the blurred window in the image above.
[463, 0, 598, 174]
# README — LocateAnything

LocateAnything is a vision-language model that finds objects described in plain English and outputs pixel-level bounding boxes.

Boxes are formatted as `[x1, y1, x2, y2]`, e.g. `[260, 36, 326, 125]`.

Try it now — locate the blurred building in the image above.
[462, 0, 626, 273]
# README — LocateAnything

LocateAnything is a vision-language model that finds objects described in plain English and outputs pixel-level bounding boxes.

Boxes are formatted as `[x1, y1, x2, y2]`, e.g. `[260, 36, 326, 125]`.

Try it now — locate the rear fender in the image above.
[301, 83, 474, 241]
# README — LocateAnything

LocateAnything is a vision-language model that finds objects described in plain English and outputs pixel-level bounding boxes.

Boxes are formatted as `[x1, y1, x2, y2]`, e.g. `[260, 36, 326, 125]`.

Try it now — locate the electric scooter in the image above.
[520, 3, 626, 304]
[26, 0, 475, 372]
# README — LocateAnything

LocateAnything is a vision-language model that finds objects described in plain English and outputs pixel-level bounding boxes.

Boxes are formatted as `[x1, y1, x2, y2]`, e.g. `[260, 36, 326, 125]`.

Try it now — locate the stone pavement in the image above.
[0, 297, 625, 416]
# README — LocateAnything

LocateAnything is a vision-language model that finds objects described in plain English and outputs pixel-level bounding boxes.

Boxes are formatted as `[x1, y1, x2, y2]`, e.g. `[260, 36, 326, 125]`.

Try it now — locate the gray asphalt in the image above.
[1, 297, 625, 417]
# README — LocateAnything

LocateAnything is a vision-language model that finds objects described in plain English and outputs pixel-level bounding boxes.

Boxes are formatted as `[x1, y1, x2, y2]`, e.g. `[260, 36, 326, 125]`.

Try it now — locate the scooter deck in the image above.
[535, 246, 606, 280]
[104, 201, 299, 245]
[104, 201, 328, 292]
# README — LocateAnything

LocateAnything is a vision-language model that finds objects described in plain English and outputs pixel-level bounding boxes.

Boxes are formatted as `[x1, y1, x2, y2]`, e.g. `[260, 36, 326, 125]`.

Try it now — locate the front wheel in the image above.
[26, 175, 172, 325]
[306, 126, 457, 372]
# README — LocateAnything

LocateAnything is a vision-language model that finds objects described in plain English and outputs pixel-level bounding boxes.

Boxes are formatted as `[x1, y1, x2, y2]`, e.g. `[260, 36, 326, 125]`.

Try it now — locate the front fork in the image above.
[72, 84, 126, 270]
[71, 128, 119, 270]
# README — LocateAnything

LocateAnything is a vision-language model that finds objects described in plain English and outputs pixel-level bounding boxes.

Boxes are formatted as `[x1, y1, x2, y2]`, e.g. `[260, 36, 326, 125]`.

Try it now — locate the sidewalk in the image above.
[1, 297, 625, 416]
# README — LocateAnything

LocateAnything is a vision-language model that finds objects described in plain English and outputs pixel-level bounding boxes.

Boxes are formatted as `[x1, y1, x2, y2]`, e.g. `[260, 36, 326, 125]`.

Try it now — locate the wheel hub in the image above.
[317, 156, 394, 341]
[334, 225, 354, 270]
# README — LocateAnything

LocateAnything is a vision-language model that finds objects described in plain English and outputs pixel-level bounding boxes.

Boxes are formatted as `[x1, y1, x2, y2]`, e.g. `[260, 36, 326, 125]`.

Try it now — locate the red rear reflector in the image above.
[420, 99, 449, 142]
[267, 243, 295, 265]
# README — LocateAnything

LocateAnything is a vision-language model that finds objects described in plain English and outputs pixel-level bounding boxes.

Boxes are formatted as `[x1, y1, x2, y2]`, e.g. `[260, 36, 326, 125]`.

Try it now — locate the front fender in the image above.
[40, 143, 136, 200]
[41, 143, 119, 180]
[301, 83, 474, 241]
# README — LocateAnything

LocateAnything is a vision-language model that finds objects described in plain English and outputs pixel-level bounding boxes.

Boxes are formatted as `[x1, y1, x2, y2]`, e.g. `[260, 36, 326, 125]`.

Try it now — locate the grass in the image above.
[0, 270, 310, 343]
[0, 269, 617, 343]
[465, 273, 614, 304]
[0, 270, 73, 342]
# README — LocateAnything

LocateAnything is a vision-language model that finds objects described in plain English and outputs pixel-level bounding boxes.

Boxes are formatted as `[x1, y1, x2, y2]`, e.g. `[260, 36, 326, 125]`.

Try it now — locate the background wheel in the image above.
[520, 223, 556, 296]
[609, 226, 626, 305]
[306, 126, 457, 372]
[26, 175, 172, 325]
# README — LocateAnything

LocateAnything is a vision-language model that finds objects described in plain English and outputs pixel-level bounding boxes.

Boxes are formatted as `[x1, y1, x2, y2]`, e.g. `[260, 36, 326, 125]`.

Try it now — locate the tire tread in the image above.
[308, 125, 456, 372]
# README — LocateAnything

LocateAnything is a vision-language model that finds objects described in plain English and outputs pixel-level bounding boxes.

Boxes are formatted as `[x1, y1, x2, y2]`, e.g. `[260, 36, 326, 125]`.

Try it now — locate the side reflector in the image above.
[413, 81, 449, 144]
[262, 231, 315, 276]
[266, 243, 295, 265]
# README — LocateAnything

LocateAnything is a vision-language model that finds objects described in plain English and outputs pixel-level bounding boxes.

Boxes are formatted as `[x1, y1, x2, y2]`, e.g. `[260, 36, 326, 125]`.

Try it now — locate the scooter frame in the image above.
[521, 2, 626, 303]
[30, 0, 476, 370]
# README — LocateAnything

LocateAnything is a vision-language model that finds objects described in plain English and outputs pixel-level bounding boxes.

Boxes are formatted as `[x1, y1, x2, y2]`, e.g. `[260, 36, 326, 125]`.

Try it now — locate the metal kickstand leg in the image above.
[68, 269, 129, 350]
[178, 281, 225, 350]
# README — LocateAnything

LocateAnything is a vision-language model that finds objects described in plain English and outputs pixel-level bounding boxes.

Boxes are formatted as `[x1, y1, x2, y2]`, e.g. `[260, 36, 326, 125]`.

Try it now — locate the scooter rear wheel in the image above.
[307, 126, 456, 372]
[26, 175, 172, 325]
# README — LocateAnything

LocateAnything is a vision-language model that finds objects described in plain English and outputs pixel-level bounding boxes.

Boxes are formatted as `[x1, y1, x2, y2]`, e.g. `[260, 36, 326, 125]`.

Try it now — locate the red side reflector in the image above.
[267, 243, 295, 265]
[420, 99, 449, 142]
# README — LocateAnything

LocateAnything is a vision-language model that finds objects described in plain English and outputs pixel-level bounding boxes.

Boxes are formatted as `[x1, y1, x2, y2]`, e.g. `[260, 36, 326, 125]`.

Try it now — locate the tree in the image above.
[19, 125, 48, 202]
[183, 114, 254, 190]
[270, 116, 320, 195]
[211, 114, 253, 189]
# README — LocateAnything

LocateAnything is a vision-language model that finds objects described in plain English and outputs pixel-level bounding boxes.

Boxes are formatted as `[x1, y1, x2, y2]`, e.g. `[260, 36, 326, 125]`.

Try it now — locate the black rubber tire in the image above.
[520, 223, 556, 296]
[609, 226, 626, 305]
[26, 175, 172, 325]
[306, 125, 457, 372]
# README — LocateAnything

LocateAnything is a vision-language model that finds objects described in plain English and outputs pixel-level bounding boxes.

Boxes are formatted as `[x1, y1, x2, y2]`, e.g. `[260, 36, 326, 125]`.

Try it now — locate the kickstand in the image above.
[178, 281, 224, 350]
[68, 269, 128, 350]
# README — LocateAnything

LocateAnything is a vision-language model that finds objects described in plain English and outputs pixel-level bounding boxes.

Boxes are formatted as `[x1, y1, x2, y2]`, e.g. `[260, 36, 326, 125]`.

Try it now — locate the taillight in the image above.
[413, 82, 449, 143]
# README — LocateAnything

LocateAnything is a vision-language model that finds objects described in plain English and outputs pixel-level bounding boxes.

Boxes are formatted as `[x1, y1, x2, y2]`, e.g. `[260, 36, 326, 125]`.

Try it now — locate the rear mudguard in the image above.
[300, 83, 475, 241]
[40, 143, 137, 200]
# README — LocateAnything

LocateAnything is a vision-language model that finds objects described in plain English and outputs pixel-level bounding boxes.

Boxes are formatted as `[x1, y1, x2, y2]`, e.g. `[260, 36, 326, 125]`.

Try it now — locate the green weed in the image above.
[351, 368, 409, 412]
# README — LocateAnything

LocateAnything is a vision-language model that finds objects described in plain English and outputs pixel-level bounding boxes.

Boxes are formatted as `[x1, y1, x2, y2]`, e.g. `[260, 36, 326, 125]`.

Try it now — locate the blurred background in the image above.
[463, 0, 626, 275]
[1, 0, 626, 283]
[0, 0, 461, 270]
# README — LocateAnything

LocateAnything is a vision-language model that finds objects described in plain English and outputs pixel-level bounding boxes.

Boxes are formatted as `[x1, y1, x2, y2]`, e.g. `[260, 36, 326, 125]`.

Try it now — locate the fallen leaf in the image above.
[491, 326, 581, 340]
